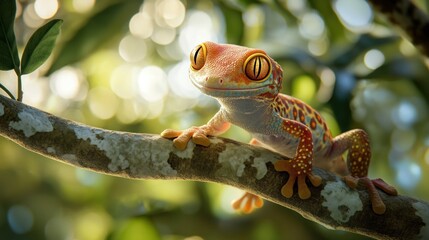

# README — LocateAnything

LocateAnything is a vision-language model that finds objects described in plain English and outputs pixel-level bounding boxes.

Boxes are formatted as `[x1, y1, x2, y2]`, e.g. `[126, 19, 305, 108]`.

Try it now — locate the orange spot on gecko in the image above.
[299, 110, 305, 123]
[295, 101, 304, 110]
[315, 113, 322, 123]
[323, 134, 329, 143]
[293, 107, 298, 119]
[304, 105, 313, 114]
[310, 118, 317, 130]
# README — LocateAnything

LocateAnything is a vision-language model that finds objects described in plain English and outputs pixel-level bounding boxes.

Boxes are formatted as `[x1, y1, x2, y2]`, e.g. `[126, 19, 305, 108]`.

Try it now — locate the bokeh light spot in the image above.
[395, 159, 421, 189]
[292, 75, 316, 102]
[392, 100, 418, 128]
[179, 11, 217, 55]
[34, 0, 58, 19]
[119, 35, 147, 62]
[110, 65, 138, 99]
[50, 67, 85, 100]
[23, 3, 44, 28]
[334, 0, 372, 29]
[364, 49, 385, 70]
[151, 27, 176, 45]
[299, 12, 325, 39]
[75, 169, 102, 186]
[8, 205, 33, 234]
[88, 87, 119, 119]
[167, 60, 200, 98]
[137, 66, 168, 102]
[391, 129, 416, 152]
[45, 217, 73, 240]
[130, 12, 154, 39]
[157, 0, 186, 28]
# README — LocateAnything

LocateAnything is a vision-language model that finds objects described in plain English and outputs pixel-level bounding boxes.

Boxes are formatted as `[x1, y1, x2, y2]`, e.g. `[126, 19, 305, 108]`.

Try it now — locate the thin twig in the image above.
[0, 83, 16, 100]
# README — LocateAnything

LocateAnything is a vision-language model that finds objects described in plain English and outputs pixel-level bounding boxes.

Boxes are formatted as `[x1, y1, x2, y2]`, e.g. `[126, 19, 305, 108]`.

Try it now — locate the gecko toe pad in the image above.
[232, 192, 264, 214]
[274, 160, 321, 200]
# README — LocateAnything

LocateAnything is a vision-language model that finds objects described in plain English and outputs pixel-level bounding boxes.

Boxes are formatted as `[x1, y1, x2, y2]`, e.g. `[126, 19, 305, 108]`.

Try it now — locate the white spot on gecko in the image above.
[73, 127, 177, 176]
[9, 108, 53, 137]
[321, 181, 363, 223]
[0, 103, 4, 116]
[413, 202, 429, 239]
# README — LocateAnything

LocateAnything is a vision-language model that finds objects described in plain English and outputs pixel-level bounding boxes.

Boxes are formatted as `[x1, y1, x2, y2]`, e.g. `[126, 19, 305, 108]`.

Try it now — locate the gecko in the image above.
[161, 42, 398, 214]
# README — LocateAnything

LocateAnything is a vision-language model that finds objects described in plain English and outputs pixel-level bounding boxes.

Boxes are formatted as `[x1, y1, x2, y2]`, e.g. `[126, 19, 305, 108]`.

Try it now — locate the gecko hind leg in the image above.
[331, 129, 398, 214]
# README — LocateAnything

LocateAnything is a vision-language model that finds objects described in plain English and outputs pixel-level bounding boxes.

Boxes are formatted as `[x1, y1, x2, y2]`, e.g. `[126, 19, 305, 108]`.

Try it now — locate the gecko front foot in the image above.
[343, 176, 398, 215]
[232, 192, 264, 213]
[274, 160, 322, 199]
[161, 126, 211, 150]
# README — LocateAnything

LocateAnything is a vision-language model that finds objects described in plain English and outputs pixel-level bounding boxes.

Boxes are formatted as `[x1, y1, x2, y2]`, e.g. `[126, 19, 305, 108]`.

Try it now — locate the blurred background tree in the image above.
[0, 0, 428, 239]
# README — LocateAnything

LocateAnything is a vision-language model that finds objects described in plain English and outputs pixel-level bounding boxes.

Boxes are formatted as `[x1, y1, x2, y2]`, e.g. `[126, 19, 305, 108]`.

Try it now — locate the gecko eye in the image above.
[243, 53, 271, 81]
[190, 44, 207, 70]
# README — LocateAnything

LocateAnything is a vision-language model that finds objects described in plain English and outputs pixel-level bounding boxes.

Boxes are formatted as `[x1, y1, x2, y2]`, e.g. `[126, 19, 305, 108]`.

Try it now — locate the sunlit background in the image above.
[1, 0, 429, 239]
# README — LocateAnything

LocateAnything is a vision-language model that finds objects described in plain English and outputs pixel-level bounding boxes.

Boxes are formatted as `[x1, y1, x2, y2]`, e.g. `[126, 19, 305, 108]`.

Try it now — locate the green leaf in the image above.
[47, 0, 141, 75]
[0, 0, 20, 70]
[21, 19, 63, 74]
[218, 1, 244, 44]
[307, 0, 346, 43]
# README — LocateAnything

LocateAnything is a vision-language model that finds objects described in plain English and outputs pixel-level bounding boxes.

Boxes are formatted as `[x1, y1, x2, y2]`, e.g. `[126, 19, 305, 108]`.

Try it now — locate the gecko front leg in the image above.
[274, 119, 322, 199]
[161, 110, 230, 150]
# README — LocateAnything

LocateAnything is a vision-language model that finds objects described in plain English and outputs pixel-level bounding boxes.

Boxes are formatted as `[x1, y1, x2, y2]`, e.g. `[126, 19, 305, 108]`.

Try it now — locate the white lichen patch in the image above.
[173, 141, 195, 159]
[321, 180, 363, 223]
[0, 103, 4, 116]
[9, 108, 53, 137]
[216, 143, 278, 180]
[252, 150, 279, 179]
[47, 147, 56, 154]
[62, 154, 79, 166]
[209, 138, 224, 145]
[133, 135, 177, 176]
[74, 127, 177, 177]
[413, 202, 429, 239]
[217, 143, 253, 178]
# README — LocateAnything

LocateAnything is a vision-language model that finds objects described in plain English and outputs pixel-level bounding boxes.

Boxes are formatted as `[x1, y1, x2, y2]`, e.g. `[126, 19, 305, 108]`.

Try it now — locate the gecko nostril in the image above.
[219, 79, 224, 84]
[205, 77, 209, 82]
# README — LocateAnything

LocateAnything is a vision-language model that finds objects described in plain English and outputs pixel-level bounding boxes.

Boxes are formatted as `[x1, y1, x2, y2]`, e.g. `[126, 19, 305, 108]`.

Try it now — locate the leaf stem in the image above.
[0, 83, 16, 100]
[14, 68, 23, 102]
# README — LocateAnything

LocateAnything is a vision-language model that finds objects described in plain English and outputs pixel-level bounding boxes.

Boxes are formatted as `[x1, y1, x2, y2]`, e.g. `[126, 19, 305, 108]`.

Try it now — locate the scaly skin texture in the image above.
[161, 42, 398, 214]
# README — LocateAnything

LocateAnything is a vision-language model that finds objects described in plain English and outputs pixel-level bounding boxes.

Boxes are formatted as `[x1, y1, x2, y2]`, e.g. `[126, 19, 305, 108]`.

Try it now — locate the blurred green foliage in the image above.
[1, 0, 429, 239]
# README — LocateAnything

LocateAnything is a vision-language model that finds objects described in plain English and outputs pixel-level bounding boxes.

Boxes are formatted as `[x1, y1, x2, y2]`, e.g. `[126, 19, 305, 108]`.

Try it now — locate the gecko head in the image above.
[189, 42, 283, 99]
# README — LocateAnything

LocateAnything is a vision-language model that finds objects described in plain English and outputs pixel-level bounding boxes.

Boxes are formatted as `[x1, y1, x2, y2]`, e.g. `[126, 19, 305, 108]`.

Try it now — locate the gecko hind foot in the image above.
[343, 176, 398, 215]
[232, 192, 264, 214]
[274, 160, 322, 199]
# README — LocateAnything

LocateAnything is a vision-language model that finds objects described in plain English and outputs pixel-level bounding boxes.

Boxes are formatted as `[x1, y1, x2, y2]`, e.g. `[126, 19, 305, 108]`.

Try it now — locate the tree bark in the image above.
[368, 0, 429, 57]
[0, 94, 428, 240]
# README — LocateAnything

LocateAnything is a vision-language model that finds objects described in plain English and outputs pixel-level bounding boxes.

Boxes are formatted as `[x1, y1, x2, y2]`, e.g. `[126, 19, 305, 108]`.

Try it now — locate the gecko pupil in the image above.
[194, 46, 202, 65]
[190, 44, 206, 70]
[244, 53, 271, 81]
[253, 56, 262, 79]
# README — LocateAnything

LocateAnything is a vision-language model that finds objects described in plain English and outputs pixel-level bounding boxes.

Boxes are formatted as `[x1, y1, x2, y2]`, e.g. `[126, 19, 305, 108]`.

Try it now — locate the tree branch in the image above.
[0, 94, 428, 240]
[368, 0, 429, 57]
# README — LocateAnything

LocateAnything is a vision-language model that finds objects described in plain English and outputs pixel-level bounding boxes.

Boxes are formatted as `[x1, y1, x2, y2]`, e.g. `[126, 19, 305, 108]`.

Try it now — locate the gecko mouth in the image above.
[191, 78, 269, 93]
